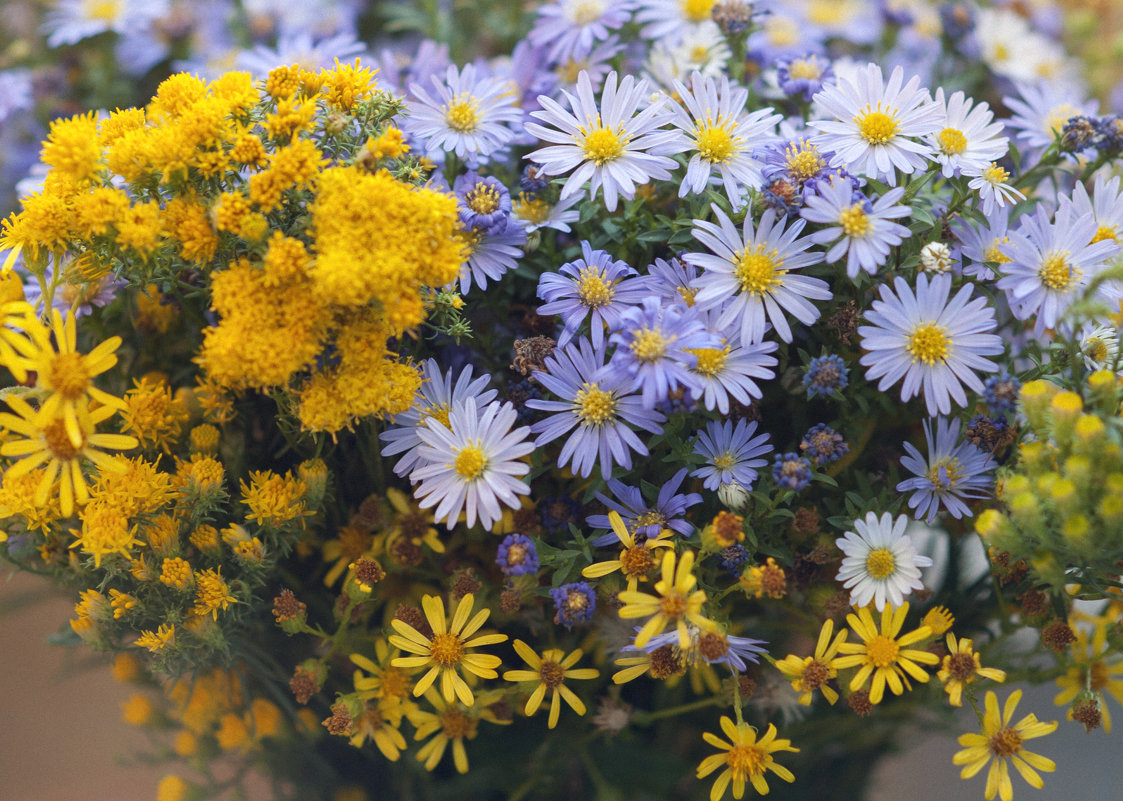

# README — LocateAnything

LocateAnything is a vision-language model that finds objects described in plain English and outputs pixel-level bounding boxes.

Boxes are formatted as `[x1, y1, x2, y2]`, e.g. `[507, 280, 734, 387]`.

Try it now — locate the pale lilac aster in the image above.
[458, 217, 527, 294]
[548, 36, 626, 95]
[926, 88, 1009, 178]
[775, 53, 834, 101]
[643, 22, 731, 91]
[412, 398, 534, 531]
[952, 206, 1013, 281]
[809, 63, 941, 183]
[526, 336, 666, 479]
[963, 162, 1026, 217]
[794, 0, 883, 45]
[800, 176, 912, 279]
[43, 0, 169, 47]
[1062, 172, 1123, 249]
[859, 273, 1003, 416]
[587, 468, 701, 543]
[608, 298, 720, 409]
[896, 417, 994, 524]
[691, 419, 773, 492]
[408, 63, 524, 168]
[1003, 81, 1098, 154]
[666, 72, 782, 205]
[634, 0, 719, 42]
[537, 242, 652, 348]
[379, 361, 497, 480]
[686, 206, 828, 346]
[453, 172, 512, 235]
[996, 203, 1119, 333]
[687, 309, 778, 414]
[526, 70, 678, 212]
[647, 256, 701, 309]
[835, 512, 932, 611]
[369, 41, 450, 95]
[0, 70, 33, 123]
[527, 0, 633, 63]
[748, 8, 826, 63]
[241, 0, 360, 39]
[644, 627, 768, 672]
[511, 190, 582, 234]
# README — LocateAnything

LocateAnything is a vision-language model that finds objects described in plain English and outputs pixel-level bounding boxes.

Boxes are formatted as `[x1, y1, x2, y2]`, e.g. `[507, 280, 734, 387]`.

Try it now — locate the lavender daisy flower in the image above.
[859, 273, 1003, 416]
[836, 512, 933, 610]
[536, 242, 651, 348]
[408, 63, 524, 168]
[896, 417, 994, 523]
[236, 32, 367, 76]
[691, 419, 773, 491]
[686, 323, 778, 414]
[996, 203, 1118, 333]
[453, 172, 512, 235]
[526, 336, 666, 479]
[799, 424, 849, 466]
[528, 0, 633, 63]
[772, 453, 813, 492]
[458, 217, 527, 294]
[551, 581, 597, 627]
[647, 256, 701, 309]
[587, 468, 701, 543]
[379, 360, 498, 480]
[809, 63, 942, 183]
[609, 298, 720, 409]
[511, 190, 582, 234]
[412, 398, 534, 531]
[685, 206, 829, 346]
[497, 534, 539, 577]
[952, 206, 1013, 281]
[964, 162, 1026, 216]
[803, 354, 848, 397]
[1062, 171, 1123, 248]
[634, 0, 717, 42]
[526, 70, 678, 212]
[775, 53, 834, 102]
[800, 176, 912, 279]
[1003, 80, 1098, 155]
[645, 628, 768, 672]
[43, 0, 169, 47]
[926, 88, 1009, 179]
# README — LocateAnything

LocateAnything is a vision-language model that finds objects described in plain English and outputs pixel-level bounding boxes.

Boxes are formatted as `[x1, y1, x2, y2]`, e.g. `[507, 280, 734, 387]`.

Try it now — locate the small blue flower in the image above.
[551, 582, 596, 628]
[539, 495, 581, 535]
[587, 468, 702, 545]
[803, 354, 848, 397]
[772, 453, 813, 491]
[719, 545, 749, 575]
[497, 534, 539, 577]
[896, 417, 995, 523]
[775, 53, 833, 101]
[983, 371, 1021, 417]
[691, 418, 773, 491]
[799, 423, 849, 466]
[453, 171, 512, 235]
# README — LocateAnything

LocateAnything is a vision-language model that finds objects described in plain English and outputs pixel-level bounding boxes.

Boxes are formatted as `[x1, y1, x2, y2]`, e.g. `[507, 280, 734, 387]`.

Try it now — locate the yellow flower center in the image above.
[1038, 252, 1080, 291]
[513, 193, 550, 224]
[583, 126, 625, 165]
[695, 121, 738, 163]
[787, 58, 822, 80]
[865, 547, 897, 579]
[734, 245, 785, 295]
[725, 743, 768, 780]
[47, 351, 91, 400]
[466, 182, 501, 214]
[574, 383, 617, 425]
[43, 418, 83, 460]
[659, 591, 687, 619]
[988, 725, 1023, 758]
[630, 329, 669, 363]
[926, 456, 965, 489]
[635, 510, 665, 529]
[866, 634, 900, 668]
[800, 659, 831, 690]
[688, 346, 729, 377]
[539, 659, 566, 688]
[422, 403, 451, 429]
[1044, 103, 1081, 136]
[381, 667, 412, 699]
[766, 17, 798, 47]
[839, 204, 871, 238]
[620, 545, 656, 578]
[429, 632, 465, 666]
[982, 163, 1009, 186]
[785, 142, 824, 180]
[938, 127, 968, 155]
[84, 0, 122, 21]
[439, 708, 475, 739]
[712, 452, 737, 470]
[454, 444, 487, 480]
[984, 238, 1013, 264]
[854, 106, 901, 144]
[570, 0, 603, 25]
[682, 0, 714, 23]
[577, 268, 614, 307]
[1091, 224, 1119, 244]
[556, 59, 585, 85]
[445, 95, 480, 133]
[906, 322, 951, 365]
[1084, 338, 1109, 362]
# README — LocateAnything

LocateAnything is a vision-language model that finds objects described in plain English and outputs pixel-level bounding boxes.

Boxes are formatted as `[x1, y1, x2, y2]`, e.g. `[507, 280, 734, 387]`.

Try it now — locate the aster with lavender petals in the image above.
[527, 336, 666, 479]
[859, 273, 1003, 416]
[458, 217, 528, 294]
[896, 417, 994, 523]
[551, 581, 597, 628]
[691, 419, 773, 492]
[453, 172, 512, 235]
[772, 453, 813, 492]
[497, 534, 540, 577]
[776, 53, 834, 102]
[803, 354, 848, 397]
[644, 627, 768, 672]
[528, 0, 633, 63]
[952, 206, 1013, 281]
[686, 311, 778, 414]
[587, 468, 701, 544]
[800, 176, 912, 279]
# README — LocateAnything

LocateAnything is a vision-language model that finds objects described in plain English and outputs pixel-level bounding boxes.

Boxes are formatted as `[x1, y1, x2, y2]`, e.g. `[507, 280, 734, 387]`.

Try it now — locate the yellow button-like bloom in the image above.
[954, 689, 1057, 801]
[938, 633, 1007, 707]
[775, 618, 848, 705]
[618, 549, 716, 649]
[503, 639, 599, 729]
[696, 716, 798, 800]
[833, 602, 939, 704]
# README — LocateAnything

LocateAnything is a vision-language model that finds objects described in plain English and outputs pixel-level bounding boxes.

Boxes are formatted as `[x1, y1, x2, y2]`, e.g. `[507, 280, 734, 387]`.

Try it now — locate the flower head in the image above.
[551, 581, 597, 627]
[835, 512, 933, 611]
[833, 603, 940, 705]
[775, 618, 848, 705]
[803, 354, 848, 397]
[618, 549, 715, 649]
[582, 509, 675, 591]
[496, 534, 539, 577]
[772, 453, 812, 492]
[696, 717, 798, 800]
[800, 177, 912, 279]
[939, 633, 1007, 707]
[503, 639, 599, 728]
[691, 418, 773, 492]
[897, 417, 995, 523]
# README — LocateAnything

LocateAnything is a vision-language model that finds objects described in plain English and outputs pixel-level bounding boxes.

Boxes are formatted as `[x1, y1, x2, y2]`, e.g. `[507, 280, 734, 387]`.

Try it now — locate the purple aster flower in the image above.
[776, 53, 834, 102]
[772, 453, 813, 492]
[983, 372, 1021, 417]
[799, 424, 849, 466]
[1003, 80, 1098, 156]
[453, 171, 512, 235]
[43, 0, 169, 48]
[896, 417, 994, 523]
[800, 176, 912, 279]
[719, 544, 749, 574]
[527, 336, 666, 479]
[587, 468, 701, 544]
[646, 256, 699, 308]
[528, 0, 634, 64]
[951, 205, 1013, 281]
[691, 419, 773, 492]
[645, 628, 768, 672]
[803, 354, 848, 397]
[497, 534, 539, 576]
[458, 217, 527, 294]
[551, 581, 597, 627]
[609, 298, 720, 409]
[858, 273, 1003, 416]
[686, 323, 779, 415]
[236, 32, 366, 76]
[0, 69, 33, 124]
[537, 242, 652, 348]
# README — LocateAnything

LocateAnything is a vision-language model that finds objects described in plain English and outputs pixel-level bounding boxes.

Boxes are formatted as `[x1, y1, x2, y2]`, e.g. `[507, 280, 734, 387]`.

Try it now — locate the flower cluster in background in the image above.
[2, 2, 1123, 801]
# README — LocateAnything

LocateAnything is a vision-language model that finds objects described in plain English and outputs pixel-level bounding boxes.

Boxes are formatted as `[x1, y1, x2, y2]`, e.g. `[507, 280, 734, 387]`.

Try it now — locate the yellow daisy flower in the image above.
[953, 689, 1058, 801]
[939, 633, 1007, 707]
[1053, 623, 1123, 732]
[388, 593, 507, 707]
[582, 509, 674, 591]
[410, 688, 510, 774]
[503, 639, 599, 728]
[833, 602, 939, 705]
[774, 618, 848, 705]
[696, 716, 798, 800]
[349, 696, 409, 761]
[618, 549, 716, 649]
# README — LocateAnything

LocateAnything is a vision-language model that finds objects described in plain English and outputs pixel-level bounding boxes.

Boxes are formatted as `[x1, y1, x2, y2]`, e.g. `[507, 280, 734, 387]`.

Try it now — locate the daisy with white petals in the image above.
[800, 176, 912, 279]
[526, 70, 678, 212]
[836, 512, 933, 611]
[926, 88, 1009, 178]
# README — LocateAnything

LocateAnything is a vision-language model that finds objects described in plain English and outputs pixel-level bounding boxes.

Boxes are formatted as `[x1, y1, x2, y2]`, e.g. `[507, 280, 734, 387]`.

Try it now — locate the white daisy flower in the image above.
[43, 0, 169, 48]
[926, 88, 1009, 179]
[666, 71, 782, 206]
[809, 62, 942, 183]
[685, 205, 829, 346]
[964, 162, 1026, 217]
[411, 398, 534, 531]
[634, 0, 718, 42]
[1079, 324, 1120, 371]
[642, 21, 731, 90]
[836, 512, 933, 611]
[526, 70, 678, 212]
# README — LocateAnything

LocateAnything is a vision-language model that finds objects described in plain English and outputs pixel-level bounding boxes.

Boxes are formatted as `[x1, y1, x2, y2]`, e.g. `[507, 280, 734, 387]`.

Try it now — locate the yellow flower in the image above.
[69, 500, 142, 567]
[1053, 623, 1123, 732]
[388, 593, 507, 707]
[833, 603, 939, 704]
[351, 639, 416, 704]
[240, 469, 308, 527]
[121, 375, 189, 453]
[774, 618, 848, 705]
[321, 58, 378, 110]
[954, 689, 1058, 801]
[503, 639, 599, 728]
[0, 298, 35, 382]
[618, 549, 716, 649]
[410, 689, 510, 774]
[192, 567, 238, 619]
[696, 717, 798, 800]
[938, 633, 1007, 707]
[349, 696, 408, 760]
[156, 775, 189, 801]
[582, 509, 674, 591]
[136, 623, 176, 652]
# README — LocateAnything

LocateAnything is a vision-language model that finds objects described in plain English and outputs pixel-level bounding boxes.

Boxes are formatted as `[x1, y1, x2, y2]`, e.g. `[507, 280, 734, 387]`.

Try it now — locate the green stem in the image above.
[632, 695, 721, 725]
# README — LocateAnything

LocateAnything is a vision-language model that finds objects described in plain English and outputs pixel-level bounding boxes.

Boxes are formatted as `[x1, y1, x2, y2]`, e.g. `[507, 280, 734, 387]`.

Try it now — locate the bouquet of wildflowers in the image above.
[2, 1, 1123, 800]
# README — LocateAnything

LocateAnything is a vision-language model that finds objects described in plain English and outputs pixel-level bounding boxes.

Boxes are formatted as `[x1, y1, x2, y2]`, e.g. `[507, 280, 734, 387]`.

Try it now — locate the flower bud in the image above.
[1019, 379, 1058, 433]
